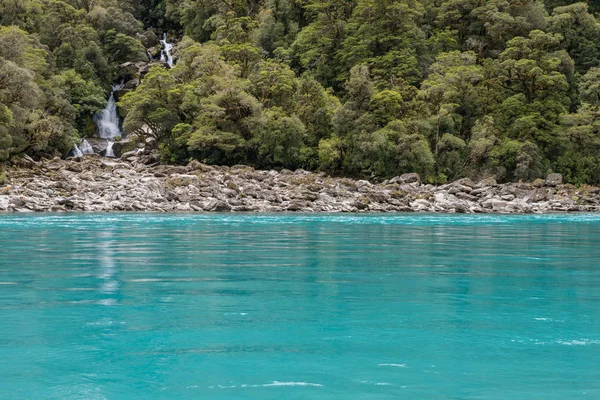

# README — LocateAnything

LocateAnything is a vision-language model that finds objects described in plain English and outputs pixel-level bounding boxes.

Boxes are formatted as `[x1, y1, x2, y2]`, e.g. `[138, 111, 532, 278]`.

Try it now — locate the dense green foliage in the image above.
[2, 0, 600, 183]
[0, 0, 148, 159]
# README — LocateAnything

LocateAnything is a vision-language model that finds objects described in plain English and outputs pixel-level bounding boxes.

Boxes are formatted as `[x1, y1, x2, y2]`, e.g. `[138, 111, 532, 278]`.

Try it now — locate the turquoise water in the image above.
[1, 214, 600, 399]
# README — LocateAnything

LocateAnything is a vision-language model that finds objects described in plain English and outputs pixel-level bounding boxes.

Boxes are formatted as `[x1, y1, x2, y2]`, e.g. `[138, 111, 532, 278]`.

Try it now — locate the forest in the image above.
[1, 0, 600, 184]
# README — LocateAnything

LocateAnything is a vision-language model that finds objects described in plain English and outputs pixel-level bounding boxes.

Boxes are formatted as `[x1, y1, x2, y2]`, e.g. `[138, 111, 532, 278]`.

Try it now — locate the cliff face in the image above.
[1, 156, 599, 213]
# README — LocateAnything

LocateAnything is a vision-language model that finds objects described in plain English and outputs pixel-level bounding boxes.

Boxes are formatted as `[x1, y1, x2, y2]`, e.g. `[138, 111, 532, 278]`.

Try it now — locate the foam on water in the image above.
[557, 339, 600, 346]
[378, 363, 407, 367]
[208, 381, 323, 389]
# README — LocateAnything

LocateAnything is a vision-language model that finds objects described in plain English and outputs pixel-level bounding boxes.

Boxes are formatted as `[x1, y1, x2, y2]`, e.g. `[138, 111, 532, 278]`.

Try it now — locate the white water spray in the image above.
[72, 144, 83, 157]
[105, 142, 115, 158]
[80, 139, 94, 155]
[160, 33, 174, 68]
[95, 83, 124, 139]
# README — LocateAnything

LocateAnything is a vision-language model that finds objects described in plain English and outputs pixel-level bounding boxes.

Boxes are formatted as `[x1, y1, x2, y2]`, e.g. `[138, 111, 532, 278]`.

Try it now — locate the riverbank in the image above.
[1, 155, 599, 213]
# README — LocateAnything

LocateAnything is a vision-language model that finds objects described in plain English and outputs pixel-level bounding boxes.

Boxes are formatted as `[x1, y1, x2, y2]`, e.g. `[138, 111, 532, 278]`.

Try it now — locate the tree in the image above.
[418, 51, 484, 169]
[250, 60, 298, 110]
[119, 66, 180, 142]
[254, 107, 306, 168]
[555, 67, 600, 183]
[338, 0, 426, 84]
[291, 0, 356, 87]
[548, 3, 600, 73]
[361, 119, 435, 178]
[492, 30, 573, 159]
[295, 74, 339, 147]
[188, 85, 263, 165]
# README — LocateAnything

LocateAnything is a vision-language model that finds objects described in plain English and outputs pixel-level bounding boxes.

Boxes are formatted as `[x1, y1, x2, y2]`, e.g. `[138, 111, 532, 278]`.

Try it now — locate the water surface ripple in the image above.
[1, 213, 599, 399]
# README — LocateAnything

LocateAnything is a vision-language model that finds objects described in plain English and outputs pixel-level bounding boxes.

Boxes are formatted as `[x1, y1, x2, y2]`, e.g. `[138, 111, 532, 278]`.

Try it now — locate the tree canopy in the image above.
[2, 0, 600, 184]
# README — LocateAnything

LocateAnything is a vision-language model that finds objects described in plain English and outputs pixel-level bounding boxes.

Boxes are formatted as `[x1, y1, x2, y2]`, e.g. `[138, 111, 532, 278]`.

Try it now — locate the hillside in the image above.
[1, 0, 600, 184]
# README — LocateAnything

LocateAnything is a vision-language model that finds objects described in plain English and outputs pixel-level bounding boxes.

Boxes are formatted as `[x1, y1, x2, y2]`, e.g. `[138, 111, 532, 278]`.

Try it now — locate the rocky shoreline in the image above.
[1, 155, 600, 213]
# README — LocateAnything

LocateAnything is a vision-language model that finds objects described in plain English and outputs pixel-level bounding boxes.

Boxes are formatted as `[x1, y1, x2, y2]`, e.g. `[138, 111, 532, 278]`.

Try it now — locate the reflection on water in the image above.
[0, 213, 599, 399]
[97, 230, 119, 304]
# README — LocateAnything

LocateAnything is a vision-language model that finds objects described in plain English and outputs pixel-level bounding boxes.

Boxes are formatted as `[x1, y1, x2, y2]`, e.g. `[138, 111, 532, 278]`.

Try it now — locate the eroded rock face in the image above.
[0, 158, 598, 213]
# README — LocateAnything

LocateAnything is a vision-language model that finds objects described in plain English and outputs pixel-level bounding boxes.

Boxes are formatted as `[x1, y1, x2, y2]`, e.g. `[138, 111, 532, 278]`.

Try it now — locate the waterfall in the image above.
[146, 49, 153, 61]
[69, 139, 94, 158]
[80, 139, 94, 155]
[105, 142, 115, 158]
[160, 33, 174, 68]
[95, 83, 124, 139]
[72, 144, 83, 158]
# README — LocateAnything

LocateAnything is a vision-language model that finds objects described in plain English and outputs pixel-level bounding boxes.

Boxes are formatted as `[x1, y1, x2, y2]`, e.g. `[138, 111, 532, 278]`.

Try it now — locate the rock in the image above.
[491, 199, 508, 211]
[400, 173, 420, 184]
[187, 160, 204, 172]
[1, 157, 597, 214]
[410, 198, 431, 211]
[109, 139, 135, 158]
[454, 178, 474, 188]
[531, 189, 547, 202]
[470, 187, 491, 196]
[138, 30, 160, 48]
[147, 46, 162, 60]
[352, 199, 369, 210]
[481, 198, 508, 211]
[85, 138, 110, 154]
[545, 173, 563, 187]
[587, 187, 600, 194]
[456, 192, 478, 202]
[452, 183, 473, 193]
[475, 177, 497, 188]
[9, 197, 26, 207]
[11, 155, 38, 168]
[287, 200, 306, 211]
[213, 200, 232, 212]
[433, 193, 464, 211]
[122, 78, 140, 91]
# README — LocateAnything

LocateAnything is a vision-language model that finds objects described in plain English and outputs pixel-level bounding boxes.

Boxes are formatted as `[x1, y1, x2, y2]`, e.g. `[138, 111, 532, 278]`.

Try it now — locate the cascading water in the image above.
[160, 33, 174, 68]
[105, 142, 115, 158]
[80, 139, 94, 155]
[70, 139, 93, 158]
[95, 83, 124, 139]
[93, 82, 124, 158]
[72, 144, 83, 158]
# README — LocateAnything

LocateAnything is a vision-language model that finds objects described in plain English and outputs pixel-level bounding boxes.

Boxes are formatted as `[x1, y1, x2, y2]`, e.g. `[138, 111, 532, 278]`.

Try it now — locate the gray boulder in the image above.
[545, 173, 563, 187]
[400, 173, 420, 184]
